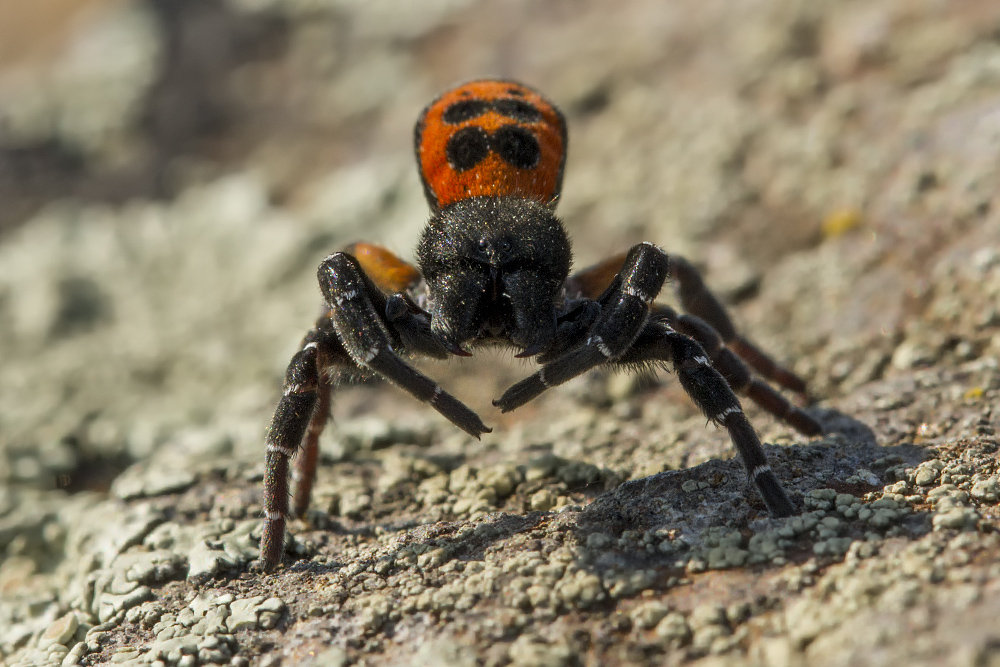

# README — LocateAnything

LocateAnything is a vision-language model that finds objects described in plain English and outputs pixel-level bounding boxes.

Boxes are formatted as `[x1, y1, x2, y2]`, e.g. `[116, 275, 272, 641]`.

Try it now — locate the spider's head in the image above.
[416, 196, 572, 356]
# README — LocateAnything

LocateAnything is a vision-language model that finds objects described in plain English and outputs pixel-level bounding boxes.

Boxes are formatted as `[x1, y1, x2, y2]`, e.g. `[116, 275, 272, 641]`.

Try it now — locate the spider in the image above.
[257, 79, 821, 572]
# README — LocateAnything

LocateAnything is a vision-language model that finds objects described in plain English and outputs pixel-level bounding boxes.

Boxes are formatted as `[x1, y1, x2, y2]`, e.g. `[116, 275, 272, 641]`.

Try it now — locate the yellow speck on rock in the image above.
[963, 387, 984, 401]
[822, 208, 862, 239]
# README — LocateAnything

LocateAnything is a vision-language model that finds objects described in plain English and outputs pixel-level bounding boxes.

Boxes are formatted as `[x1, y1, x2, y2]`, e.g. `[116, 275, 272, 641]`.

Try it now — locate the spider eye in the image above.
[500, 239, 512, 253]
[474, 238, 490, 259]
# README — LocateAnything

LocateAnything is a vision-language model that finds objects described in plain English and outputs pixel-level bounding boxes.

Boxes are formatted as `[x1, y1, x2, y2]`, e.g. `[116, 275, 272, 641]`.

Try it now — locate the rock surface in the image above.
[2, 0, 1000, 666]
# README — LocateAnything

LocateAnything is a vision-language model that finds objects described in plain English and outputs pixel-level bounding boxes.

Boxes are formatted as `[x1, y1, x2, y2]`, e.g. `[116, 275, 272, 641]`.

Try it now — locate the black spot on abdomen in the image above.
[447, 126, 491, 171]
[492, 99, 542, 123]
[443, 99, 490, 124]
[493, 125, 540, 170]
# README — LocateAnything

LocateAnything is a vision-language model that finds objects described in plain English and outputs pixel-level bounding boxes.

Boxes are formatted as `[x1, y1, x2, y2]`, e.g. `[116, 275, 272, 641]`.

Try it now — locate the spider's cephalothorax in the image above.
[257, 79, 822, 572]
[417, 196, 571, 355]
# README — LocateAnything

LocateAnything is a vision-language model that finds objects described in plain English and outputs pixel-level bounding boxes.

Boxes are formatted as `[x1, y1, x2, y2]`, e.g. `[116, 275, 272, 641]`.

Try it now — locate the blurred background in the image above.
[1, 0, 999, 517]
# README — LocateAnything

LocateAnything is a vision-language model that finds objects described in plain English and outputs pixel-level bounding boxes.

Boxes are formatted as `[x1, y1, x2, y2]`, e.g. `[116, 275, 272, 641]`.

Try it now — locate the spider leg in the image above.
[495, 242, 668, 411]
[319, 252, 490, 438]
[613, 319, 796, 516]
[669, 256, 808, 396]
[260, 332, 327, 572]
[535, 300, 601, 364]
[259, 252, 489, 572]
[651, 305, 822, 436]
[568, 252, 812, 399]
[385, 293, 450, 359]
[291, 375, 331, 519]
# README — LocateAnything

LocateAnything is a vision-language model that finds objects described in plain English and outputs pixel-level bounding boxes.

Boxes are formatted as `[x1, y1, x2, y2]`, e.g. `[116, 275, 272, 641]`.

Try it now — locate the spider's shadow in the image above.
[576, 406, 915, 530]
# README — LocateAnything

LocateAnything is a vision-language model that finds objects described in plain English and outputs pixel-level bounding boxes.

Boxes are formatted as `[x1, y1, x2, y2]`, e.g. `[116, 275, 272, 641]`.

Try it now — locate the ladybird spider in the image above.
[257, 79, 821, 571]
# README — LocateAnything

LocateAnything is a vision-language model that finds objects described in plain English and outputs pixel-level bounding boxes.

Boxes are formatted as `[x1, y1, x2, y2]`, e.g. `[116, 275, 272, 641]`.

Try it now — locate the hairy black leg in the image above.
[385, 293, 449, 359]
[291, 378, 331, 519]
[669, 256, 808, 395]
[319, 253, 490, 438]
[665, 310, 822, 436]
[495, 242, 668, 411]
[616, 322, 796, 517]
[536, 300, 601, 364]
[259, 341, 321, 572]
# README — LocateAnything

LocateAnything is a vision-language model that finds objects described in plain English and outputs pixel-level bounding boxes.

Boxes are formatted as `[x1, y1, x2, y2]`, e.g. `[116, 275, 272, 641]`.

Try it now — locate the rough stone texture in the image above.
[3, 0, 1000, 666]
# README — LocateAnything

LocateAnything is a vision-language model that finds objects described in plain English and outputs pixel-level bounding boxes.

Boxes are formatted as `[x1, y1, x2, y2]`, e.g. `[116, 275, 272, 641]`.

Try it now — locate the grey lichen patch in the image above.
[523, 453, 610, 489]
[0, 1, 161, 157]
[879, 445, 1000, 537]
[185, 520, 260, 580]
[698, 528, 749, 571]
[38, 611, 79, 649]
[410, 636, 477, 667]
[507, 633, 573, 667]
[970, 476, 1000, 502]
[657, 466, 984, 577]
[96, 505, 169, 563]
[0, 495, 188, 660]
[359, 594, 391, 634]
[802, 488, 838, 511]
[529, 488, 557, 512]
[97, 584, 154, 623]
[630, 600, 672, 630]
[654, 611, 692, 647]
[688, 602, 734, 653]
[0, 491, 275, 665]
[781, 530, 1000, 663]
[747, 530, 792, 564]
[142, 592, 283, 664]
[557, 568, 608, 607]
[329, 416, 437, 461]
[448, 462, 523, 517]
[112, 549, 187, 586]
[375, 452, 444, 494]
[112, 465, 197, 501]
[812, 536, 854, 558]
[931, 502, 980, 531]
[227, 596, 287, 631]
[913, 459, 945, 487]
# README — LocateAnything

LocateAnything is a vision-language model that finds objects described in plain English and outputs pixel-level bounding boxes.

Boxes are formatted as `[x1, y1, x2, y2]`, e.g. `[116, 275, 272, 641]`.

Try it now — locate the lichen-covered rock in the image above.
[4, 1, 1000, 667]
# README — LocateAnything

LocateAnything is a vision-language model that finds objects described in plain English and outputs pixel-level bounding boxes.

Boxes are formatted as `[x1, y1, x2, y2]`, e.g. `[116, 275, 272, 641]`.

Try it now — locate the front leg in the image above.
[319, 253, 491, 438]
[567, 251, 813, 399]
[495, 242, 668, 411]
[258, 255, 491, 573]
[494, 243, 796, 517]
